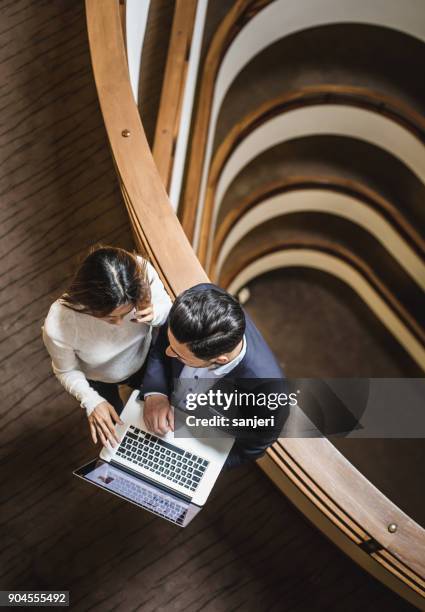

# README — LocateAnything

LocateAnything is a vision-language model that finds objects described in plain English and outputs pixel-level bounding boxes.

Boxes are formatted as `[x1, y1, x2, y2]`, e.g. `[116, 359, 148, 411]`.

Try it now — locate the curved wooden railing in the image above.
[179, 1, 425, 247]
[211, 176, 425, 276]
[85, 0, 208, 298]
[199, 85, 425, 265]
[219, 233, 425, 369]
[152, 0, 197, 189]
[85, 1, 425, 608]
[210, 178, 425, 367]
[220, 229, 424, 332]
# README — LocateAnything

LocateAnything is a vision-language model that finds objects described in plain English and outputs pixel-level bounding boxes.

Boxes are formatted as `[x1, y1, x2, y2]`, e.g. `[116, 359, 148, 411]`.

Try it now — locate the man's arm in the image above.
[222, 378, 289, 470]
[141, 321, 172, 397]
[141, 321, 176, 435]
[223, 415, 284, 469]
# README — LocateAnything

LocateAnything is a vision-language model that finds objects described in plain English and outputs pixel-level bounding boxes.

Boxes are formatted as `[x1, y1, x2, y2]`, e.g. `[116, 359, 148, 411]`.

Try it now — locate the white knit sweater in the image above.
[42, 259, 172, 415]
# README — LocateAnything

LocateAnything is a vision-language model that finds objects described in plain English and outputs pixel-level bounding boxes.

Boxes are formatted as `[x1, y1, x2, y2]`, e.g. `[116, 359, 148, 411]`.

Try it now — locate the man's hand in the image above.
[144, 394, 174, 435]
[88, 401, 124, 447]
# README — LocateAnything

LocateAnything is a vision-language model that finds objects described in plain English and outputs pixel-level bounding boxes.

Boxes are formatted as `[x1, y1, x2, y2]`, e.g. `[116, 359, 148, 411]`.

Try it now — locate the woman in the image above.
[42, 245, 172, 449]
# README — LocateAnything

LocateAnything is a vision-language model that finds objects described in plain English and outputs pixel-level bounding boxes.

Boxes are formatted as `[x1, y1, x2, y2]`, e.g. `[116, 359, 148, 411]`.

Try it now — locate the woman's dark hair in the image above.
[169, 286, 245, 360]
[60, 245, 151, 317]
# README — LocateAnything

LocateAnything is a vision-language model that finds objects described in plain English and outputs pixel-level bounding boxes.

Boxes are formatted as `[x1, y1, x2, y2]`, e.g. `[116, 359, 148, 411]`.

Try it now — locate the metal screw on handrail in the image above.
[388, 523, 397, 533]
[121, 129, 131, 138]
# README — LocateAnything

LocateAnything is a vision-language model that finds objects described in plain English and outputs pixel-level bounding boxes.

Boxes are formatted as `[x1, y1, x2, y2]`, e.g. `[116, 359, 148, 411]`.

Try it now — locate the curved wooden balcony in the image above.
[218, 215, 425, 369]
[180, 0, 425, 244]
[211, 177, 425, 282]
[85, 1, 425, 608]
[212, 22, 425, 150]
[199, 86, 425, 266]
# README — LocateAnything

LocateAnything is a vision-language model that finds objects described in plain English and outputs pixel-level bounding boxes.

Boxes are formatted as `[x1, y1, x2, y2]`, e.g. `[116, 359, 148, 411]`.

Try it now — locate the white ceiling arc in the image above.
[126, 0, 150, 103]
[193, 0, 425, 249]
[206, 106, 425, 267]
[226, 250, 425, 370]
[215, 189, 425, 291]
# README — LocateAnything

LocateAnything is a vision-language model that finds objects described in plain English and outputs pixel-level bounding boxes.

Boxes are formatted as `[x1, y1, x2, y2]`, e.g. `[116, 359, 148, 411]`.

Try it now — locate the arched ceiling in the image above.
[192, 0, 425, 248]
[216, 136, 425, 234]
[226, 248, 425, 370]
[206, 103, 425, 266]
[214, 189, 425, 291]
[213, 23, 425, 150]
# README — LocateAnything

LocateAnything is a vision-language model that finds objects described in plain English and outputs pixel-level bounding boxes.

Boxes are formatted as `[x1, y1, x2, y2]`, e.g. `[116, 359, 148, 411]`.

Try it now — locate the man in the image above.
[142, 283, 287, 469]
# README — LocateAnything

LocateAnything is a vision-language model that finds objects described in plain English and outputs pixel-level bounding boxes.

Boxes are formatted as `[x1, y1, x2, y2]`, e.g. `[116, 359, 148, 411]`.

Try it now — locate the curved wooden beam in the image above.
[180, 0, 272, 240]
[199, 85, 425, 265]
[181, 1, 425, 252]
[210, 177, 425, 278]
[85, 0, 208, 298]
[260, 439, 425, 600]
[85, 2, 425, 606]
[219, 234, 425, 353]
[226, 248, 425, 593]
[152, 0, 197, 189]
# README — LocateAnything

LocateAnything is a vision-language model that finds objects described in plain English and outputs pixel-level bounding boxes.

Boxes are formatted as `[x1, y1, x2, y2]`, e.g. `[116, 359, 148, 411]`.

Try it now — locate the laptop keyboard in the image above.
[115, 425, 209, 492]
[108, 473, 188, 525]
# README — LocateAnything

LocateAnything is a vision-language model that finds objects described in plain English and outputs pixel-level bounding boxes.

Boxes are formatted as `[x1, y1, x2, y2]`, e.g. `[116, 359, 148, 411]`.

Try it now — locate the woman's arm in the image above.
[42, 325, 105, 416]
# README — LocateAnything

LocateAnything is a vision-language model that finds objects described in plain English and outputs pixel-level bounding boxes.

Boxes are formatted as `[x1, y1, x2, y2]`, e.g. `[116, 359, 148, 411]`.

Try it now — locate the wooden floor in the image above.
[0, 1, 417, 610]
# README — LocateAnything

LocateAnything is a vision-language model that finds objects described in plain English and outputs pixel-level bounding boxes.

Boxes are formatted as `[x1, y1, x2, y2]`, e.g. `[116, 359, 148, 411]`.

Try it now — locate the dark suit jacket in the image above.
[142, 283, 288, 468]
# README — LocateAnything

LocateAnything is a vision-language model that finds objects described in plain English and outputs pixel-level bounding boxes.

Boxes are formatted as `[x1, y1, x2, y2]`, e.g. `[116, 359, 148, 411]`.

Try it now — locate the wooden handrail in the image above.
[262, 440, 425, 597]
[84, 2, 425, 606]
[198, 85, 425, 264]
[85, 0, 208, 298]
[152, 0, 197, 189]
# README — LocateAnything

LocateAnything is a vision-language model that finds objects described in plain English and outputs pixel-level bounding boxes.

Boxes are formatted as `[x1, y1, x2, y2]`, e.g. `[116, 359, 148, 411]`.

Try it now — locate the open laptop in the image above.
[73, 390, 234, 526]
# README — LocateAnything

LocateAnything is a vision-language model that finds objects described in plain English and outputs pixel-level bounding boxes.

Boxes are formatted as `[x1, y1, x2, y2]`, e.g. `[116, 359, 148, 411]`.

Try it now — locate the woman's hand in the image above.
[131, 302, 154, 324]
[88, 401, 124, 447]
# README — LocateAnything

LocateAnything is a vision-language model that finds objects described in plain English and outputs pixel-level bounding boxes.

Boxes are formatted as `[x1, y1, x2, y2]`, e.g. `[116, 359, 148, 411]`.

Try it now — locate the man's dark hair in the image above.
[169, 287, 246, 360]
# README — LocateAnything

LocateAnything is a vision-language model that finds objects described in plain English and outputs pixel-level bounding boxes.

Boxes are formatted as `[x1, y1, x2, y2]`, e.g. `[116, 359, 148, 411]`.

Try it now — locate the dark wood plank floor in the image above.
[0, 1, 417, 610]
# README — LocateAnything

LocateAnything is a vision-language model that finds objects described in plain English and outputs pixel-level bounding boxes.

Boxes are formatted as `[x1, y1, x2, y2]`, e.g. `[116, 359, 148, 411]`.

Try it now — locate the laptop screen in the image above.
[74, 459, 201, 527]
